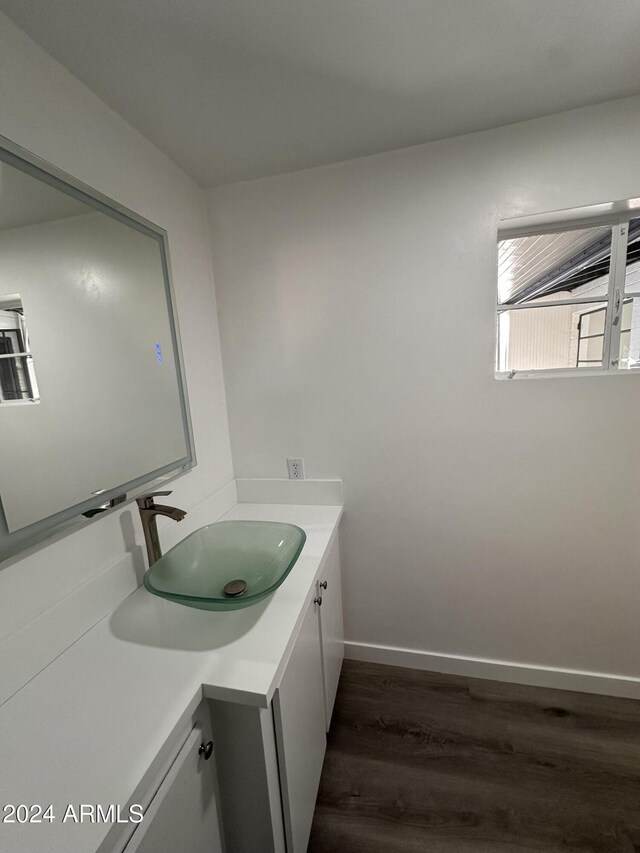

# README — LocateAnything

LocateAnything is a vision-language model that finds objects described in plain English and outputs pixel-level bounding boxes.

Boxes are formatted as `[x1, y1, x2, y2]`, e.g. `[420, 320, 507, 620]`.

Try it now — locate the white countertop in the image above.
[0, 502, 342, 853]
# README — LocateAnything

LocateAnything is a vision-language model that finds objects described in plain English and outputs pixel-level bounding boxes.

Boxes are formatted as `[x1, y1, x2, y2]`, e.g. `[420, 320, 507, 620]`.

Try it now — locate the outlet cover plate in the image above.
[287, 458, 305, 480]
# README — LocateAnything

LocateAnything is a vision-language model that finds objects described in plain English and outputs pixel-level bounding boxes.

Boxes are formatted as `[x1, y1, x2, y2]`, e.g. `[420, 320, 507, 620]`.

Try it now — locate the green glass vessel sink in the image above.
[143, 520, 306, 611]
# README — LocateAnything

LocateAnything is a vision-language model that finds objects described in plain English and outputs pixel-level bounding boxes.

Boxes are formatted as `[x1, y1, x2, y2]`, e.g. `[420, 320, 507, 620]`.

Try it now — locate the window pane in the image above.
[0, 355, 33, 401]
[624, 218, 640, 294]
[621, 300, 633, 330]
[578, 335, 604, 363]
[580, 308, 605, 337]
[0, 295, 39, 402]
[619, 331, 631, 362]
[498, 302, 607, 372]
[617, 296, 640, 369]
[498, 225, 612, 305]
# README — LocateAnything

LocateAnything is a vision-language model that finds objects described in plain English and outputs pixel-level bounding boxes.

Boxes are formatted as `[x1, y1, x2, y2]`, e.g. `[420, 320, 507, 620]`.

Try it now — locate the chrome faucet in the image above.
[136, 491, 186, 566]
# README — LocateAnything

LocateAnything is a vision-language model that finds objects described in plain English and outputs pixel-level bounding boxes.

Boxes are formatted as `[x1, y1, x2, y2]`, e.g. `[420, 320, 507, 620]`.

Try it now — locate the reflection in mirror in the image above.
[0, 139, 193, 564]
[0, 294, 39, 403]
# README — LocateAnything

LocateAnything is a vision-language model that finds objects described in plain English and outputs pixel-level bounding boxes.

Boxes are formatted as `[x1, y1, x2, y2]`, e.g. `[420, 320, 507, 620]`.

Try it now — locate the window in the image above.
[0, 295, 40, 403]
[496, 216, 640, 377]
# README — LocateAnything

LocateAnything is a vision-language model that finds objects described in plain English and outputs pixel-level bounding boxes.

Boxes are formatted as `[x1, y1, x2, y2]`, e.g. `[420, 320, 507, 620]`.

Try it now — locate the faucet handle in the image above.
[136, 490, 172, 509]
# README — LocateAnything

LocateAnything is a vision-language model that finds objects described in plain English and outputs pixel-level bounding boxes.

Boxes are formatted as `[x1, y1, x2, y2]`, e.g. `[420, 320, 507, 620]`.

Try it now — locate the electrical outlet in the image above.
[287, 457, 305, 479]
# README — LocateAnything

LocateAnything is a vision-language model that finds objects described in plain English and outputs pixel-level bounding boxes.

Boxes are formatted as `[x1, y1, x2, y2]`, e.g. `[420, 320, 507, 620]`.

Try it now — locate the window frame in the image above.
[0, 303, 40, 404]
[576, 303, 606, 368]
[496, 218, 640, 379]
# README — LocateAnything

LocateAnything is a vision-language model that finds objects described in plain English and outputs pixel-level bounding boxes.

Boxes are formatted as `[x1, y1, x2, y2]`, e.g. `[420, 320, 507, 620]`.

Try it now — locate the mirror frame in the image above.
[0, 133, 195, 567]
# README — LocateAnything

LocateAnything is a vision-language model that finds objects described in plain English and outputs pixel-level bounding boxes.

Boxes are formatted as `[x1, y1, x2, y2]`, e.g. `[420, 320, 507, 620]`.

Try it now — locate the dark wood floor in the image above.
[308, 660, 640, 853]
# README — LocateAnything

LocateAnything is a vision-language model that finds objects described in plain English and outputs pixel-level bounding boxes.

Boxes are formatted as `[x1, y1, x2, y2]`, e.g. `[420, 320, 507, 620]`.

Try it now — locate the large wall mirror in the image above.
[0, 136, 194, 565]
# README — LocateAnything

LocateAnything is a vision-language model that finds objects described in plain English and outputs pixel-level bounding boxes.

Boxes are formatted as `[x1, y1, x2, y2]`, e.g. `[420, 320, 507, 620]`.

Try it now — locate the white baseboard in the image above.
[344, 641, 640, 700]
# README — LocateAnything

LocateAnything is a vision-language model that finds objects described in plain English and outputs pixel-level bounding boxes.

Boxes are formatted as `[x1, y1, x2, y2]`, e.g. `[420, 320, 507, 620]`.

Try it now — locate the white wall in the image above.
[0, 12, 234, 641]
[209, 96, 640, 680]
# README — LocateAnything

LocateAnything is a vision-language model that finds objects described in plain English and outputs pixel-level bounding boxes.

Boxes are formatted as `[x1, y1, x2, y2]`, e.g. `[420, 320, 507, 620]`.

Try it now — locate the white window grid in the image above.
[496, 221, 640, 378]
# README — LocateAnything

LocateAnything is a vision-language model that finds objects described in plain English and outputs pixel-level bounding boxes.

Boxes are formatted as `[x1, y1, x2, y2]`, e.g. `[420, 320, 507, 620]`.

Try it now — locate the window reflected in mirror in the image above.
[0, 294, 39, 403]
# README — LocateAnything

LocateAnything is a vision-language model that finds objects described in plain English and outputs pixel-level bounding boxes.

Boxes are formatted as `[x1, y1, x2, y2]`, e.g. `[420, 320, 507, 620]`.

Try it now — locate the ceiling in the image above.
[2, 0, 640, 187]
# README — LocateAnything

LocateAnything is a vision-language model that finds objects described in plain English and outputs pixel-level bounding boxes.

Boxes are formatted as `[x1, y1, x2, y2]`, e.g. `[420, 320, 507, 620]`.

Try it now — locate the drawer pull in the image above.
[319, 580, 328, 590]
[199, 741, 214, 760]
[314, 596, 323, 606]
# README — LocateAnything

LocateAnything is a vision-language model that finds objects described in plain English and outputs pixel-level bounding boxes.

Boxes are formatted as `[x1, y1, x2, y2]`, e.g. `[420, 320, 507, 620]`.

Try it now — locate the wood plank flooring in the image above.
[308, 660, 640, 852]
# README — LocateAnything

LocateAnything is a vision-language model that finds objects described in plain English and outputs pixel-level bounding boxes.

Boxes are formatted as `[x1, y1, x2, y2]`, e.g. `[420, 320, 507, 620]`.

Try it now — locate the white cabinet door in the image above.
[273, 596, 327, 853]
[318, 540, 344, 730]
[124, 724, 223, 853]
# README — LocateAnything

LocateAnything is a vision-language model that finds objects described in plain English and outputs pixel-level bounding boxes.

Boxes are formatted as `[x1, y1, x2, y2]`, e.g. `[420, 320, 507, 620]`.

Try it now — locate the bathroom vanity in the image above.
[0, 132, 343, 853]
[0, 501, 343, 853]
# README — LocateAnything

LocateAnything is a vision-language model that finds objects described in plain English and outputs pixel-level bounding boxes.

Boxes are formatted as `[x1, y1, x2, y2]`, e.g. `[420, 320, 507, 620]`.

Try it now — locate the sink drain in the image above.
[223, 579, 248, 597]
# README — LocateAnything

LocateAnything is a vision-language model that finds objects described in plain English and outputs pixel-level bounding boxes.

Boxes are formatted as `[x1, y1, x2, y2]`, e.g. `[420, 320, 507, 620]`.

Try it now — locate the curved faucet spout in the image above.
[147, 504, 187, 522]
[136, 491, 187, 566]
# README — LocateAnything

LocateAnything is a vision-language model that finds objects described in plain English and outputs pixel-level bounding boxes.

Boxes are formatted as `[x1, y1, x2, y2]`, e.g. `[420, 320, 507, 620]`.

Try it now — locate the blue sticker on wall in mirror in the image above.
[155, 342, 163, 364]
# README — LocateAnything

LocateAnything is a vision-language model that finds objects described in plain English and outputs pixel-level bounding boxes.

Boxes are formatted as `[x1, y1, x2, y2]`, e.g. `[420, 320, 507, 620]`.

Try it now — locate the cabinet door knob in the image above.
[314, 596, 323, 606]
[199, 741, 214, 760]
[319, 580, 328, 590]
